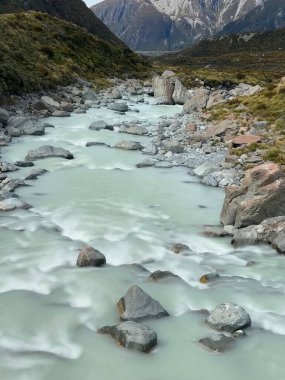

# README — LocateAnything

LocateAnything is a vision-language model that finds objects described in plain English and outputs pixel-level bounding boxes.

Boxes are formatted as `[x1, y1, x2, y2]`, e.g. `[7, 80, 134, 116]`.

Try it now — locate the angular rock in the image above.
[77, 246, 106, 267]
[152, 75, 174, 105]
[232, 135, 261, 147]
[172, 78, 190, 105]
[183, 88, 209, 113]
[114, 141, 143, 151]
[25, 168, 48, 180]
[163, 140, 184, 154]
[194, 163, 219, 177]
[98, 321, 157, 353]
[25, 145, 74, 161]
[82, 89, 97, 101]
[117, 285, 169, 322]
[142, 144, 157, 155]
[23, 124, 45, 136]
[40, 96, 60, 112]
[206, 302, 251, 333]
[199, 334, 234, 353]
[108, 102, 129, 113]
[89, 120, 108, 131]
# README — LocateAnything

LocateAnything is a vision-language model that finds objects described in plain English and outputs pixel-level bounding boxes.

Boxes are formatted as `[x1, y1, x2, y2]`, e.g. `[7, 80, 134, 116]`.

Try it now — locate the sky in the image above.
[83, 0, 101, 6]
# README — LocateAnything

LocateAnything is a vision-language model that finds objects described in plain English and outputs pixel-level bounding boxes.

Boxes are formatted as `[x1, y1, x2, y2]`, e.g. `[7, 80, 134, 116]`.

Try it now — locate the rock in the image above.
[23, 124, 45, 136]
[136, 159, 156, 168]
[40, 96, 60, 112]
[106, 88, 122, 99]
[201, 226, 229, 238]
[0, 109, 10, 125]
[25, 145, 74, 161]
[221, 163, 285, 228]
[0, 162, 18, 172]
[194, 163, 219, 177]
[108, 102, 129, 113]
[206, 302, 251, 333]
[114, 141, 143, 151]
[7, 116, 29, 129]
[184, 122, 197, 133]
[119, 124, 148, 136]
[77, 246, 106, 267]
[142, 144, 157, 155]
[232, 135, 261, 147]
[14, 161, 34, 168]
[183, 88, 209, 113]
[61, 102, 74, 112]
[86, 142, 110, 148]
[149, 270, 179, 282]
[1, 178, 26, 192]
[98, 321, 157, 353]
[163, 141, 184, 154]
[152, 75, 174, 105]
[52, 110, 70, 117]
[230, 83, 261, 97]
[199, 334, 234, 353]
[206, 91, 227, 108]
[82, 89, 97, 101]
[25, 168, 48, 180]
[203, 120, 239, 139]
[172, 79, 190, 105]
[200, 273, 220, 284]
[89, 120, 108, 131]
[0, 198, 31, 211]
[117, 285, 169, 322]
[161, 70, 176, 78]
[155, 162, 172, 169]
[170, 243, 190, 254]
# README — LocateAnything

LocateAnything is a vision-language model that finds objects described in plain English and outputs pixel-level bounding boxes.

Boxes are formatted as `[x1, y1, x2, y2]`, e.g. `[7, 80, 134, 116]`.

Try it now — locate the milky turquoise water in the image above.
[0, 97, 284, 380]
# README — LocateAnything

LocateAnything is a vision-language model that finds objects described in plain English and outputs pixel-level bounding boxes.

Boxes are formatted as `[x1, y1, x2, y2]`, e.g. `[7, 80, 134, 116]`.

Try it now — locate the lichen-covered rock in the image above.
[98, 321, 157, 353]
[206, 302, 251, 333]
[77, 246, 106, 267]
[117, 285, 169, 322]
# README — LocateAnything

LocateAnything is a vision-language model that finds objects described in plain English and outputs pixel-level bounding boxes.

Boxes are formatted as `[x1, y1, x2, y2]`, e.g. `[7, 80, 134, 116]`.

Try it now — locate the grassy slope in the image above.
[0, 12, 148, 98]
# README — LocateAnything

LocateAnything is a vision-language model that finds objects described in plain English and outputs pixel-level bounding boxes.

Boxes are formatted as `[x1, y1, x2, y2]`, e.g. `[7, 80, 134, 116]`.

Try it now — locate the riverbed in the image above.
[0, 95, 284, 380]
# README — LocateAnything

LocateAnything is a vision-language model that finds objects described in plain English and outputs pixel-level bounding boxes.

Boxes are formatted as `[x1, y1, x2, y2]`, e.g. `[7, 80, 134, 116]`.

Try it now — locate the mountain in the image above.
[0, 0, 123, 45]
[92, 0, 264, 51]
[0, 11, 147, 98]
[219, 0, 285, 35]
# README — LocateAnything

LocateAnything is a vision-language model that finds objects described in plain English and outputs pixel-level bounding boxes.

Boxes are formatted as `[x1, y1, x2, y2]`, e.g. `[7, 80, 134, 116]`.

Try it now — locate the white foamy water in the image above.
[0, 96, 284, 380]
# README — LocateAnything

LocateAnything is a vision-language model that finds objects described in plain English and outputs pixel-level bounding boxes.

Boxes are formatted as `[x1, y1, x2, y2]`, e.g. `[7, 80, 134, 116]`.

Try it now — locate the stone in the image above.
[0, 197, 31, 211]
[40, 96, 60, 112]
[149, 270, 179, 282]
[61, 102, 74, 112]
[232, 135, 261, 147]
[108, 102, 129, 113]
[142, 144, 157, 155]
[199, 334, 234, 353]
[201, 226, 229, 238]
[0, 109, 10, 125]
[52, 110, 70, 117]
[183, 88, 209, 113]
[0, 162, 18, 172]
[161, 70, 176, 78]
[89, 120, 108, 131]
[14, 161, 34, 168]
[152, 75, 174, 105]
[114, 141, 143, 151]
[7, 116, 30, 129]
[221, 163, 285, 228]
[206, 302, 251, 333]
[25, 168, 48, 180]
[200, 273, 221, 284]
[25, 145, 74, 161]
[194, 163, 219, 177]
[98, 321, 157, 353]
[82, 89, 97, 101]
[163, 141, 184, 154]
[230, 83, 261, 97]
[184, 123, 197, 133]
[203, 120, 239, 139]
[119, 124, 148, 136]
[106, 88, 122, 99]
[86, 142, 110, 148]
[172, 78, 190, 105]
[117, 285, 169, 322]
[136, 159, 156, 168]
[23, 124, 45, 136]
[170, 243, 190, 254]
[77, 246, 106, 267]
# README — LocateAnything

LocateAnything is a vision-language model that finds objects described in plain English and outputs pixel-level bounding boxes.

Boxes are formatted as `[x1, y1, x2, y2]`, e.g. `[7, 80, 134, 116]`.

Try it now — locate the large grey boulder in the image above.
[163, 140, 184, 154]
[82, 89, 97, 101]
[114, 141, 143, 151]
[98, 321, 157, 353]
[40, 96, 60, 112]
[89, 120, 108, 131]
[23, 124, 45, 136]
[152, 75, 174, 105]
[199, 334, 235, 353]
[117, 285, 169, 322]
[76, 246, 106, 267]
[0, 197, 31, 211]
[119, 124, 148, 136]
[108, 102, 129, 113]
[0, 109, 9, 125]
[206, 302, 251, 333]
[221, 163, 285, 228]
[25, 145, 74, 161]
[183, 88, 210, 113]
[172, 79, 190, 105]
[142, 144, 157, 155]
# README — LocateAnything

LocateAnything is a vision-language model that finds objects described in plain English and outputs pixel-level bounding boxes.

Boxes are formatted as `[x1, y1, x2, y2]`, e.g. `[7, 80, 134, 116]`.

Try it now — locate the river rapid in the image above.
[0, 95, 284, 380]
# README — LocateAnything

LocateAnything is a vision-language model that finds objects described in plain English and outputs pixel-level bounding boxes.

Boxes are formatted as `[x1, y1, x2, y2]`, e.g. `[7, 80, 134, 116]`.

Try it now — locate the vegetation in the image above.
[0, 12, 148, 99]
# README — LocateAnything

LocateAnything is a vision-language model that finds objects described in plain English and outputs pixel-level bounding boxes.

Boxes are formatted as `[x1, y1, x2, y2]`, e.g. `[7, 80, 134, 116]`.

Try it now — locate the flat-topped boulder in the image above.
[77, 246, 106, 267]
[98, 321, 157, 353]
[221, 163, 285, 228]
[206, 302, 251, 333]
[117, 285, 169, 322]
[114, 141, 143, 151]
[25, 145, 74, 161]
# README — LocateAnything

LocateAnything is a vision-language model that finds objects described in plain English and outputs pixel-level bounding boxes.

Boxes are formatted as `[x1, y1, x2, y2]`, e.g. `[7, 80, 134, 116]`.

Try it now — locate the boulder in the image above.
[194, 163, 219, 177]
[77, 246, 106, 267]
[183, 88, 209, 113]
[119, 125, 148, 136]
[108, 102, 129, 113]
[203, 120, 239, 139]
[25, 168, 48, 180]
[172, 79, 190, 105]
[232, 135, 261, 147]
[0, 197, 31, 211]
[199, 334, 235, 353]
[52, 110, 70, 117]
[163, 141, 184, 154]
[7, 116, 29, 129]
[106, 88, 122, 99]
[152, 75, 174, 105]
[221, 163, 285, 228]
[206, 302, 251, 333]
[40, 96, 60, 112]
[142, 144, 157, 155]
[161, 70, 176, 78]
[117, 285, 169, 322]
[61, 102, 74, 112]
[136, 159, 156, 168]
[82, 89, 97, 101]
[170, 243, 190, 254]
[89, 120, 108, 131]
[149, 270, 179, 282]
[0, 109, 10, 125]
[14, 161, 34, 168]
[23, 124, 45, 136]
[25, 145, 74, 161]
[98, 321, 157, 353]
[0, 161, 18, 172]
[230, 83, 261, 97]
[199, 273, 221, 284]
[114, 141, 143, 151]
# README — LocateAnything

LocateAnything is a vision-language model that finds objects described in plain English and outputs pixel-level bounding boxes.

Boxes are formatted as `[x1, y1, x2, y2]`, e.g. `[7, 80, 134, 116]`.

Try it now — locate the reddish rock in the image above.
[184, 122, 197, 133]
[232, 134, 261, 147]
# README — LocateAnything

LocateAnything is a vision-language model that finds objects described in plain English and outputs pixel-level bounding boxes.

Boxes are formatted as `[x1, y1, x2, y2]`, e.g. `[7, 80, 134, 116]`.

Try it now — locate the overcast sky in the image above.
[84, 0, 101, 6]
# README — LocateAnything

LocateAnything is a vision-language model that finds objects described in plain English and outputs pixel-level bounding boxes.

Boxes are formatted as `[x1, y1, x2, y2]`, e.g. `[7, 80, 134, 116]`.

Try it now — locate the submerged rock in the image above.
[117, 285, 169, 322]
[98, 321, 157, 353]
[136, 159, 156, 168]
[199, 273, 221, 284]
[114, 141, 143, 151]
[77, 246, 106, 267]
[25, 168, 48, 180]
[25, 145, 74, 161]
[0, 198, 31, 211]
[206, 302, 251, 333]
[170, 243, 191, 254]
[199, 334, 234, 353]
[108, 102, 129, 113]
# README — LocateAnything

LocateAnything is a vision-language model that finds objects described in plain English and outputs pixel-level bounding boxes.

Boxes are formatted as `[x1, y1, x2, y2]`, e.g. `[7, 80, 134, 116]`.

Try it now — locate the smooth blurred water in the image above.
[0, 97, 284, 380]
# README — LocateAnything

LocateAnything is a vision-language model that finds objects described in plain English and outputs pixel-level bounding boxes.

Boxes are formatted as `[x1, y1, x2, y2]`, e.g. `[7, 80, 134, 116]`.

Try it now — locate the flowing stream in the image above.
[0, 96, 284, 380]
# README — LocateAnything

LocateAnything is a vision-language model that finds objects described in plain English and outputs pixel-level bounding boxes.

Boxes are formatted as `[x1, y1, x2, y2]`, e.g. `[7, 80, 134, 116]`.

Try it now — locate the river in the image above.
[0, 95, 284, 380]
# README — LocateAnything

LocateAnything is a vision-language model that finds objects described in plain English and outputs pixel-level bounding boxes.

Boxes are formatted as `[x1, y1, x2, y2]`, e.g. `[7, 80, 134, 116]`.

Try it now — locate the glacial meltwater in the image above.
[0, 97, 284, 380]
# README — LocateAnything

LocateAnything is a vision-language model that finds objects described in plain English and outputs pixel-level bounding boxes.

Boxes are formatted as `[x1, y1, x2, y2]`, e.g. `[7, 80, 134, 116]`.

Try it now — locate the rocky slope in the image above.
[92, 0, 266, 51]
